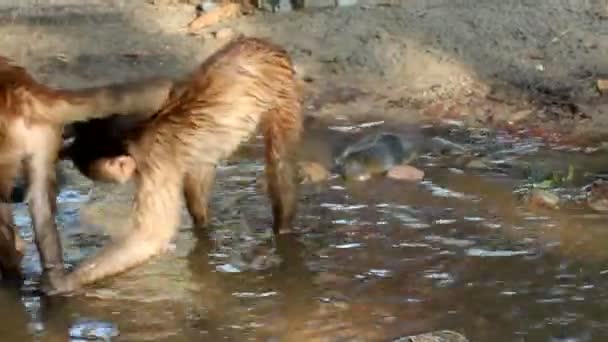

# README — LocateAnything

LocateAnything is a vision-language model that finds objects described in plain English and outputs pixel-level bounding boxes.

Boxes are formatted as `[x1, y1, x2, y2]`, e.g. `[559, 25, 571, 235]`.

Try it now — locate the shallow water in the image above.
[5, 121, 608, 341]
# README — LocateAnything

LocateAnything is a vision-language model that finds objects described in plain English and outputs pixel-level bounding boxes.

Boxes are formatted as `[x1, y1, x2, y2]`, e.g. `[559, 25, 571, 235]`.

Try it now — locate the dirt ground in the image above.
[0, 0, 606, 140]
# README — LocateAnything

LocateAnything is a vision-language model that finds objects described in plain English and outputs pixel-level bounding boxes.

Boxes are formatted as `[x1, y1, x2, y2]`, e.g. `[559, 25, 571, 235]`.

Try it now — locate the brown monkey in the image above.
[51, 36, 303, 295]
[0, 56, 174, 286]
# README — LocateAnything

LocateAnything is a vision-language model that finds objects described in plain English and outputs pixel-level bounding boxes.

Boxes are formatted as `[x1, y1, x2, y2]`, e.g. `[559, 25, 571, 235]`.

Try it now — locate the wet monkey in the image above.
[0, 56, 174, 287]
[53, 36, 303, 294]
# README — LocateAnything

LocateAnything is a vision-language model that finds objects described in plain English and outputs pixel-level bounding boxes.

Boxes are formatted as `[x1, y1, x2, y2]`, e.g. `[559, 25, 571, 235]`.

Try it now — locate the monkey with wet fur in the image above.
[53, 36, 303, 295]
[0, 57, 174, 287]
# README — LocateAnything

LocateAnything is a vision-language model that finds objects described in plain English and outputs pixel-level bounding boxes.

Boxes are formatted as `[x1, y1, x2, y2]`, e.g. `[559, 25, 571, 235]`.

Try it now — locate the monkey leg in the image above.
[265, 149, 298, 235]
[263, 108, 301, 235]
[0, 164, 23, 282]
[183, 163, 216, 229]
[45, 165, 184, 295]
[0, 204, 24, 283]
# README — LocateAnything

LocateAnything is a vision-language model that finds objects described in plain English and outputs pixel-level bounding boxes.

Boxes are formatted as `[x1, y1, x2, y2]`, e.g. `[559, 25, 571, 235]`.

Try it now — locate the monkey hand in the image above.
[40, 269, 80, 296]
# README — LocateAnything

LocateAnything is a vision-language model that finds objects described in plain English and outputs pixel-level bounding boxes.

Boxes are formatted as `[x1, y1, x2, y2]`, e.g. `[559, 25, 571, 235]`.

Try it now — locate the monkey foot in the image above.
[192, 218, 209, 231]
[40, 270, 80, 296]
[274, 225, 294, 235]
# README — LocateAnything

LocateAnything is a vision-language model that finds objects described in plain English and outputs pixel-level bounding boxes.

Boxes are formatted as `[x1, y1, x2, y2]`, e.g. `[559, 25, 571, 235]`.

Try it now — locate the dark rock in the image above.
[334, 133, 417, 181]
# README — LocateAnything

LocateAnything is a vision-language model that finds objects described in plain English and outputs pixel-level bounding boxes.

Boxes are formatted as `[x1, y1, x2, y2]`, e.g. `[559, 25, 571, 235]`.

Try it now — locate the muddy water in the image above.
[4, 122, 608, 341]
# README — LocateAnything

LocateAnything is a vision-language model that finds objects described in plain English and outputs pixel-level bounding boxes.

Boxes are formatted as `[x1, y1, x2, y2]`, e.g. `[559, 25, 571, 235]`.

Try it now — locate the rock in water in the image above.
[258, 161, 329, 191]
[587, 181, 608, 212]
[465, 158, 490, 170]
[526, 189, 560, 209]
[392, 330, 469, 342]
[335, 133, 417, 181]
[69, 319, 119, 341]
[297, 161, 330, 184]
[386, 165, 425, 181]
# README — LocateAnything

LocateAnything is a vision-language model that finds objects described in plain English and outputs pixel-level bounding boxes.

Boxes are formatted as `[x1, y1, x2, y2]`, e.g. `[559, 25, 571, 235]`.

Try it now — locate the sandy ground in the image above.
[0, 0, 606, 139]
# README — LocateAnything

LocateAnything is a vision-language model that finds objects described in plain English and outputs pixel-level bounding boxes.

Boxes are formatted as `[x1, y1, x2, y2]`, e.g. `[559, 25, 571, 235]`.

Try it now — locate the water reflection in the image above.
[0, 287, 33, 341]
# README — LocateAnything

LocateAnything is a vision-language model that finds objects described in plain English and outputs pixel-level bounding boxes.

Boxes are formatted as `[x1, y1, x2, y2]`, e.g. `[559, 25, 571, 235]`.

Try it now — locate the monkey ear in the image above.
[115, 155, 136, 172]
[105, 156, 136, 183]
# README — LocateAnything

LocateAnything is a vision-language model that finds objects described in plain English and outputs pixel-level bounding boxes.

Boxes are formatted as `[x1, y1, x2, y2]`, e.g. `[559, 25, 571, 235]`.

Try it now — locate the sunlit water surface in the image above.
[4, 122, 608, 342]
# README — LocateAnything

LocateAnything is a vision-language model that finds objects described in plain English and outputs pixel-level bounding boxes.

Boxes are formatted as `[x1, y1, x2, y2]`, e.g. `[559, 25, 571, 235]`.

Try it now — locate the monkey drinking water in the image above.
[53, 36, 303, 295]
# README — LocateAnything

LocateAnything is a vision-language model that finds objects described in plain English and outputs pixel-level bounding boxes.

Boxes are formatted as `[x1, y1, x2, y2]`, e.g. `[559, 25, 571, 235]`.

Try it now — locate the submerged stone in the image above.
[386, 165, 425, 181]
[69, 319, 119, 341]
[392, 330, 469, 342]
[526, 189, 560, 209]
[298, 161, 330, 184]
[587, 181, 608, 212]
[334, 132, 417, 181]
[465, 158, 490, 170]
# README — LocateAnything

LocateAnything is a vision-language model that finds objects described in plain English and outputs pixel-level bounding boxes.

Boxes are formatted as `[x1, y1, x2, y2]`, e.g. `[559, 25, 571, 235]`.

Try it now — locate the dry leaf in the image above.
[187, 2, 242, 32]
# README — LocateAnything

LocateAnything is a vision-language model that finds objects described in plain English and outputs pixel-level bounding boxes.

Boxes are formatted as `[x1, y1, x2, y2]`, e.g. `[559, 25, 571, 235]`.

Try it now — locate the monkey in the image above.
[49, 36, 303, 295]
[0, 55, 174, 287]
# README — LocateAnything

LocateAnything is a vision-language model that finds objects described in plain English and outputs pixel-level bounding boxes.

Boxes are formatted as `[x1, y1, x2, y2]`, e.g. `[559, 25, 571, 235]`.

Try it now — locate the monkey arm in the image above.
[1, 56, 173, 125]
[26, 146, 66, 288]
[25, 78, 173, 125]
[46, 165, 184, 294]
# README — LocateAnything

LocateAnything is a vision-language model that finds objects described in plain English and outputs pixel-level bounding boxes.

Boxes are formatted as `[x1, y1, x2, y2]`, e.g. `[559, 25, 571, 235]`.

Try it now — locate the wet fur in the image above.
[54, 36, 303, 294]
[0, 55, 174, 287]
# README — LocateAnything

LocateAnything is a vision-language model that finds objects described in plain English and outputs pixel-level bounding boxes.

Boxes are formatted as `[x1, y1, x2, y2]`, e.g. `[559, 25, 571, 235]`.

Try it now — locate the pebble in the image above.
[386, 165, 425, 181]
[527, 189, 560, 209]
[298, 161, 330, 184]
[465, 158, 489, 170]
[392, 330, 469, 342]
[587, 181, 608, 212]
[69, 319, 119, 341]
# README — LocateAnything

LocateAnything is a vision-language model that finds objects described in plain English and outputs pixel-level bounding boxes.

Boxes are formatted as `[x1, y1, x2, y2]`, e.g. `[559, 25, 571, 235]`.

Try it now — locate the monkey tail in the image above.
[261, 98, 302, 235]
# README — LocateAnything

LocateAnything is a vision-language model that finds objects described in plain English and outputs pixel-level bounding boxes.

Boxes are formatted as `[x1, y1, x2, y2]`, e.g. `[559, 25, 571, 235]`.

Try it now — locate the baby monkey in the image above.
[55, 36, 303, 294]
